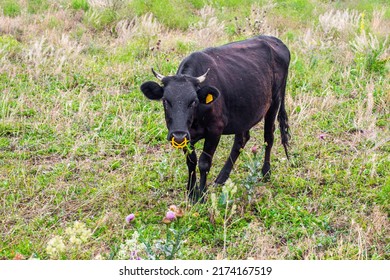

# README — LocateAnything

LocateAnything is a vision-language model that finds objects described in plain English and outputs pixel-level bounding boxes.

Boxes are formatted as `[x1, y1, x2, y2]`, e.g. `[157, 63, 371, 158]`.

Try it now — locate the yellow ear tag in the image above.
[205, 94, 213, 104]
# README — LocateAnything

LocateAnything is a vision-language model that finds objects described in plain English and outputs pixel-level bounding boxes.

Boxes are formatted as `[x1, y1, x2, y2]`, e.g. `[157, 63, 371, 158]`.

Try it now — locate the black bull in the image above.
[141, 35, 291, 202]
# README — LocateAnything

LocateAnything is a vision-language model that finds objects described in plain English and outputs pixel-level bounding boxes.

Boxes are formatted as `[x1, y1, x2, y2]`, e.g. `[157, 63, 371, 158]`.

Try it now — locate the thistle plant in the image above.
[153, 205, 189, 260]
[243, 144, 266, 203]
[121, 205, 189, 260]
[153, 224, 190, 260]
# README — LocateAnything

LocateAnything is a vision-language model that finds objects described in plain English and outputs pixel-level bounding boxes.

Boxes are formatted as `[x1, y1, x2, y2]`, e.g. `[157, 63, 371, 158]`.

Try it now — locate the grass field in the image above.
[0, 0, 389, 260]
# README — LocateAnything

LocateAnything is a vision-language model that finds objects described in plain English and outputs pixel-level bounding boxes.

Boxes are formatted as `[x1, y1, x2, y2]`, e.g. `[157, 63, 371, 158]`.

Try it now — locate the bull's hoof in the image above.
[261, 163, 271, 181]
[188, 188, 206, 204]
[214, 177, 227, 185]
[215, 171, 230, 185]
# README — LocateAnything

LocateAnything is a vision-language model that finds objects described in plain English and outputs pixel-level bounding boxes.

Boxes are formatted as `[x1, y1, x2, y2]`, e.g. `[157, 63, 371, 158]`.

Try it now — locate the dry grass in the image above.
[372, 9, 390, 36]
[319, 9, 360, 34]
[190, 6, 226, 47]
[115, 13, 163, 44]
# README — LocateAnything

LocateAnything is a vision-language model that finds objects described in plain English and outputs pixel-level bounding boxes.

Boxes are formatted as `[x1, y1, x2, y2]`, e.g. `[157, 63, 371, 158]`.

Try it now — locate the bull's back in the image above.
[179, 36, 290, 134]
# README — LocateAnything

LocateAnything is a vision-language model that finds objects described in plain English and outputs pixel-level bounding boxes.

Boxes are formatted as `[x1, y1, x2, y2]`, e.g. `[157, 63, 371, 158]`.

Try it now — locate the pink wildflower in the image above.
[166, 211, 176, 221]
[125, 213, 135, 223]
[251, 145, 258, 155]
[163, 210, 176, 224]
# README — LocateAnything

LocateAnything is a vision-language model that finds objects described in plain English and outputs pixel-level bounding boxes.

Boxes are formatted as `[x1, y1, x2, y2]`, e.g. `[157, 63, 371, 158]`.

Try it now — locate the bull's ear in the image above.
[197, 86, 220, 105]
[140, 81, 164, 100]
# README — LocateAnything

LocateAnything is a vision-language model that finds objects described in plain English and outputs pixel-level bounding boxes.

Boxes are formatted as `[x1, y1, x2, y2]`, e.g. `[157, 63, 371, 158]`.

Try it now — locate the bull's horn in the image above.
[151, 68, 165, 81]
[196, 68, 210, 83]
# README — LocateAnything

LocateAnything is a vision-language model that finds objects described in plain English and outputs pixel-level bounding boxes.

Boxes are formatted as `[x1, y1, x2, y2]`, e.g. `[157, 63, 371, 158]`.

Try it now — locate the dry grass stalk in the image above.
[190, 6, 226, 47]
[0, 16, 23, 37]
[353, 80, 376, 138]
[88, 0, 114, 8]
[115, 13, 162, 43]
[24, 34, 85, 77]
[238, 222, 283, 259]
[351, 32, 376, 53]
[319, 9, 360, 34]
[371, 9, 389, 36]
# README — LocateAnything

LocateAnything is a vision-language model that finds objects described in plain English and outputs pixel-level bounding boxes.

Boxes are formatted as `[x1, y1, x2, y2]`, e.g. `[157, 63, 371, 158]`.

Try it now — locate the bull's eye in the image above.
[163, 99, 171, 108]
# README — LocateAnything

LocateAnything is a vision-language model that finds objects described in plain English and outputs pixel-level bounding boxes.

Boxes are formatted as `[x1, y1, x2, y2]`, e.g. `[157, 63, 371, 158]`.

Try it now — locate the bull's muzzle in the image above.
[170, 132, 189, 149]
[171, 137, 188, 149]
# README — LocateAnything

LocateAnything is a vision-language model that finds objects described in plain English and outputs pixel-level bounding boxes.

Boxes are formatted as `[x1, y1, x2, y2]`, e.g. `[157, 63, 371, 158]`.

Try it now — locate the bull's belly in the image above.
[221, 102, 269, 134]
[222, 116, 265, 134]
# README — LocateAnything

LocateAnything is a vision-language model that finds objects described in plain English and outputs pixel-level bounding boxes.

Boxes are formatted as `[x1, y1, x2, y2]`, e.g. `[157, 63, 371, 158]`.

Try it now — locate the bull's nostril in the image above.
[170, 132, 189, 149]
[171, 132, 188, 143]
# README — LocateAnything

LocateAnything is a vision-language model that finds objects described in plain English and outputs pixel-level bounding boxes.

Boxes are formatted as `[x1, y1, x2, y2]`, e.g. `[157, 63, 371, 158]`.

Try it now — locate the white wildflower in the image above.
[116, 231, 146, 260]
[223, 179, 237, 196]
[46, 236, 66, 258]
[65, 221, 92, 245]
[210, 193, 220, 217]
[94, 253, 104, 260]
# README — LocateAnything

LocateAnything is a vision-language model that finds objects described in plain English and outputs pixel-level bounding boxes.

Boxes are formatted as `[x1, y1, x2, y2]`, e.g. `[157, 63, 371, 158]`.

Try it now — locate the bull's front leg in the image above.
[197, 135, 221, 203]
[184, 145, 198, 202]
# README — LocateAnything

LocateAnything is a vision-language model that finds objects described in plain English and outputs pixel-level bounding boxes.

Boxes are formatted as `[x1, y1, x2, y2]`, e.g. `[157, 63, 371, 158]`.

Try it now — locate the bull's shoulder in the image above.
[177, 51, 216, 76]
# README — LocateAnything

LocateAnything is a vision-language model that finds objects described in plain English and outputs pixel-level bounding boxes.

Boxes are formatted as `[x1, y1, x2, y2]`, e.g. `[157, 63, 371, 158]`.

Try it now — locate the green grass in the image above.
[70, 0, 89, 12]
[128, 0, 200, 30]
[0, 0, 389, 260]
[1, 0, 21, 17]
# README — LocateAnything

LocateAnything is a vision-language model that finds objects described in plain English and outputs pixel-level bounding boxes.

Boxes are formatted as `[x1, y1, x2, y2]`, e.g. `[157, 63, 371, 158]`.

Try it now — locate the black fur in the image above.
[141, 35, 291, 203]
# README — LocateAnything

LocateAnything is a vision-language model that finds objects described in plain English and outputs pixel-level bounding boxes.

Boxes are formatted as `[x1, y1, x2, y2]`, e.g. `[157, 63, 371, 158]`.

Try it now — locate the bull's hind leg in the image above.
[262, 102, 279, 177]
[215, 130, 250, 185]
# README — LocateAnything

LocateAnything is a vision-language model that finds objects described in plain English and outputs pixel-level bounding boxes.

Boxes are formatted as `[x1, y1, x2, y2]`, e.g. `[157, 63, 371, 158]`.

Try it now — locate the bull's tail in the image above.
[278, 89, 290, 160]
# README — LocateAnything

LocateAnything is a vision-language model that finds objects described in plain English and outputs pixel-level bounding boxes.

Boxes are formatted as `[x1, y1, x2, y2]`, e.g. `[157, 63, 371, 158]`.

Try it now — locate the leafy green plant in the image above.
[84, 8, 117, 31]
[27, 0, 49, 14]
[71, 0, 89, 11]
[1, 0, 21, 17]
[242, 145, 266, 202]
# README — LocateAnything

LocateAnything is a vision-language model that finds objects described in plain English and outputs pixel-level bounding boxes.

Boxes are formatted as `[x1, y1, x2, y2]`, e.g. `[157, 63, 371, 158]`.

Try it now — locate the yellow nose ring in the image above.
[171, 137, 189, 149]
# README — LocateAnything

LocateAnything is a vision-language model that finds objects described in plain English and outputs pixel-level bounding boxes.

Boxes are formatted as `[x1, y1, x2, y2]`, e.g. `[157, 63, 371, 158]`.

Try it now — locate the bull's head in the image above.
[140, 68, 220, 148]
